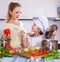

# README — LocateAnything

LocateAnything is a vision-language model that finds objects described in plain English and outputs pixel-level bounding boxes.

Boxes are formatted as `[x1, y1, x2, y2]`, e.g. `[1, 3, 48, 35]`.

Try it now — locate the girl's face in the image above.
[31, 23, 41, 34]
[53, 30, 58, 36]
[10, 6, 22, 20]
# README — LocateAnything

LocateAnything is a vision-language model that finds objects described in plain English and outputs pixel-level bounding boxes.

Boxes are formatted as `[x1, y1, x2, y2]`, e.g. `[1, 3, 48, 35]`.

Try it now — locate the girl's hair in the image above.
[39, 31, 43, 35]
[45, 24, 58, 39]
[6, 2, 21, 23]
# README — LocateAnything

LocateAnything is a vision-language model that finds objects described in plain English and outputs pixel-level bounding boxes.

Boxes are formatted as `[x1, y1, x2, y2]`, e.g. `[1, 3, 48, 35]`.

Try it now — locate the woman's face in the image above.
[10, 6, 22, 20]
[31, 23, 40, 34]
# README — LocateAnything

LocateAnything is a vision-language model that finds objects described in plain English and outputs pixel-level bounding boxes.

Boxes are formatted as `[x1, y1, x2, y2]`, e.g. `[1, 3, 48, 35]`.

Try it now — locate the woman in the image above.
[4, 2, 26, 50]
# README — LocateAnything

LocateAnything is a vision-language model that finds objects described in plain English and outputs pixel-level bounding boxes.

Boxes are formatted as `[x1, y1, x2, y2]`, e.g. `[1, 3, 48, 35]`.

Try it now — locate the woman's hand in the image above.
[20, 30, 25, 36]
[22, 35, 29, 48]
[27, 32, 34, 36]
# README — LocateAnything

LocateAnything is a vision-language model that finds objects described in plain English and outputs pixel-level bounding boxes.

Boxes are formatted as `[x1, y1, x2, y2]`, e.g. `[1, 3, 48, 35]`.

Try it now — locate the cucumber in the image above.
[47, 55, 58, 60]
[43, 53, 58, 60]
[4, 53, 12, 57]
[50, 50, 58, 53]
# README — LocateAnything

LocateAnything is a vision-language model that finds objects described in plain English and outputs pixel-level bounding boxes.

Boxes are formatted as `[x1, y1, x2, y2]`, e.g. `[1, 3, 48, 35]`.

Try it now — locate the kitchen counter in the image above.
[0, 56, 60, 62]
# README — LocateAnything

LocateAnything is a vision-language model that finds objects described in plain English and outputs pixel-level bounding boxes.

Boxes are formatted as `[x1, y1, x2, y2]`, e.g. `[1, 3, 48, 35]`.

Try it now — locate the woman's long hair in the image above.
[6, 2, 21, 23]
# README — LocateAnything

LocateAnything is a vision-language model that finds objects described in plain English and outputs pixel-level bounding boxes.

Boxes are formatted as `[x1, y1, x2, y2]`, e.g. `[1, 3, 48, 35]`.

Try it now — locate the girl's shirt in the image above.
[28, 35, 43, 47]
[4, 21, 26, 48]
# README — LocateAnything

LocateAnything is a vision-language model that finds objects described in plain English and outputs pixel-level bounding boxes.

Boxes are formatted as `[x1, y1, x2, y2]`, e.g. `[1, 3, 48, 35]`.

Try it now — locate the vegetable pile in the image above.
[42, 50, 60, 60]
[19, 47, 50, 58]
[0, 45, 12, 58]
[19, 47, 60, 59]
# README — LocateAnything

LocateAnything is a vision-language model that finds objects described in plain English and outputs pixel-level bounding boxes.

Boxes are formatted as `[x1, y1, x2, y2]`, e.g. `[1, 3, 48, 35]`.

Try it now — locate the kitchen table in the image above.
[0, 56, 60, 62]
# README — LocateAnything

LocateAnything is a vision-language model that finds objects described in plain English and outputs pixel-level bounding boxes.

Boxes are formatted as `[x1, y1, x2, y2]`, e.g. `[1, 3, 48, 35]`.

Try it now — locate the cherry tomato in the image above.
[35, 52, 39, 56]
[31, 52, 36, 56]
[44, 50, 47, 54]
[46, 50, 50, 54]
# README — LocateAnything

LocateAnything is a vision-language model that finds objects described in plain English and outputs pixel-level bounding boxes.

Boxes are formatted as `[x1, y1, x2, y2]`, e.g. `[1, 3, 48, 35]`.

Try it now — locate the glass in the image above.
[0, 51, 4, 58]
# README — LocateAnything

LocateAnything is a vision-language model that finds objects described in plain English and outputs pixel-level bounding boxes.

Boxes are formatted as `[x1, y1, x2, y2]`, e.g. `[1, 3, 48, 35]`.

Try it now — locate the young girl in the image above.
[27, 17, 45, 48]
[4, 2, 26, 50]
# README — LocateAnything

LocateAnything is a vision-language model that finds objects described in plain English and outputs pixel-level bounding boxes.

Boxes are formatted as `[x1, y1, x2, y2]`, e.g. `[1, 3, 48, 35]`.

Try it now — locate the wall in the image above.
[56, 0, 60, 6]
[0, 0, 58, 19]
[0, 0, 33, 19]
[32, 0, 57, 17]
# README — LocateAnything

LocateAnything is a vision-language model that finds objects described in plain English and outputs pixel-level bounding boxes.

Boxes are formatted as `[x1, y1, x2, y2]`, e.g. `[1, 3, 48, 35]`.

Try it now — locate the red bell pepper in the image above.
[3, 28, 10, 36]
[5, 45, 12, 50]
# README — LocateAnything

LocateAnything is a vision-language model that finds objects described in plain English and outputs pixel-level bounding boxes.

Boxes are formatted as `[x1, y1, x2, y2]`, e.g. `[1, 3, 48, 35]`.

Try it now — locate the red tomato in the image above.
[35, 52, 39, 56]
[39, 50, 44, 55]
[10, 49, 18, 55]
[12, 51, 18, 55]
[4, 28, 10, 36]
[46, 50, 50, 54]
[39, 50, 44, 52]
[44, 50, 47, 54]
[43, 50, 50, 54]
[31, 52, 36, 56]
[26, 54, 32, 57]
[39, 52, 44, 55]
[5, 45, 12, 50]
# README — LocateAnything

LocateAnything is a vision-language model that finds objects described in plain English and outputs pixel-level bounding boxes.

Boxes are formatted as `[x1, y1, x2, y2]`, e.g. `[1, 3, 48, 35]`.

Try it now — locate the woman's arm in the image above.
[21, 35, 29, 48]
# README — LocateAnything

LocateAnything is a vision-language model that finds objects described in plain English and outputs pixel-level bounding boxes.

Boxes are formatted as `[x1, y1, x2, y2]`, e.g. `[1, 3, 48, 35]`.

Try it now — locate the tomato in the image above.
[12, 51, 18, 55]
[38, 50, 44, 55]
[5, 45, 12, 50]
[3, 28, 10, 36]
[46, 50, 50, 54]
[44, 50, 47, 54]
[31, 52, 36, 56]
[42, 50, 50, 55]
[39, 52, 44, 55]
[10, 50, 18, 55]
[26, 54, 32, 57]
[35, 52, 39, 56]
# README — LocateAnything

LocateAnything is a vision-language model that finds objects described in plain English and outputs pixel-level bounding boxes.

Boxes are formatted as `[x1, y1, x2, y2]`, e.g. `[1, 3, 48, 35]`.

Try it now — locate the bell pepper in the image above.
[3, 28, 10, 36]
[5, 45, 12, 50]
